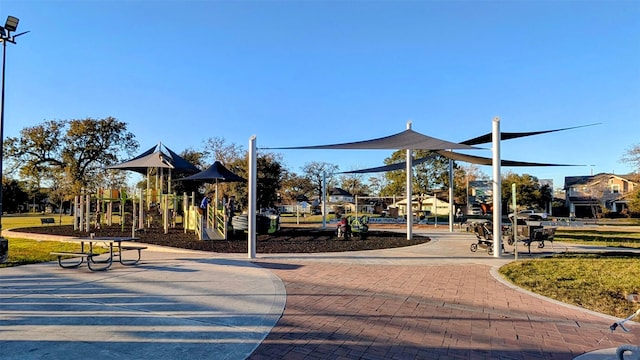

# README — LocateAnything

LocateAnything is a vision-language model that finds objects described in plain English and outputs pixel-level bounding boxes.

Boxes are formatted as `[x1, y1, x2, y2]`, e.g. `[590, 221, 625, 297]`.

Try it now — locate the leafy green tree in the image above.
[501, 172, 553, 212]
[1, 178, 29, 213]
[280, 171, 314, 203]
[628, 191, 640, 216]
[4, 117, 138, 194]
[224, 151, 284, 210]
[621, 143, 640, 215]
[380, 150, 459, 196]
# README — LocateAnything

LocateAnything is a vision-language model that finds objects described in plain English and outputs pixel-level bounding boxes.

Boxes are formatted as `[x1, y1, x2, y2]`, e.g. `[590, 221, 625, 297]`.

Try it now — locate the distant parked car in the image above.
[517, 210, 548, 219]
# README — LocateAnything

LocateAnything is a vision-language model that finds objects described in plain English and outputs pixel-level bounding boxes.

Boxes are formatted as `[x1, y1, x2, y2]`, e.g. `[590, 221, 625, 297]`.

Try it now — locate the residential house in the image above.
[328, 188, 355, 214]
[564, 173, 638, 217]
[329, 188, 354, 203]
[391, 195, 451, 217]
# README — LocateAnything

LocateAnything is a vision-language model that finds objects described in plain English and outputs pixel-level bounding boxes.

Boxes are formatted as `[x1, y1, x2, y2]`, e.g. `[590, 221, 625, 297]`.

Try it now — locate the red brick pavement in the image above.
[248, 262, 639, 360]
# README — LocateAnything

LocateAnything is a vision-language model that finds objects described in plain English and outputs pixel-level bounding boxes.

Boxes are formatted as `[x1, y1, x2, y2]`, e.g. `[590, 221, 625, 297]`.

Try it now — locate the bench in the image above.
[40, 217, 55, 225]
[114, 245, 147, 265]
[50, 250, 113, 271]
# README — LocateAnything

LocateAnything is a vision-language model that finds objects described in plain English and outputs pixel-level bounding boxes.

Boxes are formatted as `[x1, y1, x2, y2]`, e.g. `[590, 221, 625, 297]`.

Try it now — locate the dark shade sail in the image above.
[263, 129, 478, 150]
[339, 155, 435, 174]
[178, 161, 246, 183]
[339, 150, 581, 174]
[460, 123, 600, 145]
[337, 124, 594, 174]
[435, 150, 582, 167]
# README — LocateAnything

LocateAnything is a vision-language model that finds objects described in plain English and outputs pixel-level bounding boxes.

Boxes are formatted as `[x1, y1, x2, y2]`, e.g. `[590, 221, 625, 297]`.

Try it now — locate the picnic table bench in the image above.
[50, 250, 111, 271]
[50, 237, 144, 271]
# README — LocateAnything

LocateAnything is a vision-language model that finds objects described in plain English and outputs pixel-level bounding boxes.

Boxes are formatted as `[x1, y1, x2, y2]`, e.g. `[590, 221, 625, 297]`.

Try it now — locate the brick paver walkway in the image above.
[248, 231, 639, 359]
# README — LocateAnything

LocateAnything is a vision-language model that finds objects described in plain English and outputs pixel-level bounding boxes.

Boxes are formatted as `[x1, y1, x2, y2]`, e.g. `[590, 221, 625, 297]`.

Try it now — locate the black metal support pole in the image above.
[0, 39, 8, 263]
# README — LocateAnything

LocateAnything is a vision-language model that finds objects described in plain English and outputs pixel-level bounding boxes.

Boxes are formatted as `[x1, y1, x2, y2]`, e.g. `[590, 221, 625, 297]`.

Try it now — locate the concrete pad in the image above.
[0, 250, 285, 360]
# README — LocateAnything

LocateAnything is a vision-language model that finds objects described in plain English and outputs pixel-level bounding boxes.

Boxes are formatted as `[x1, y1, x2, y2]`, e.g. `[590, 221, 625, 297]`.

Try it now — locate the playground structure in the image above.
[102, 142, 238, 240]
[72, 188, 230, 240]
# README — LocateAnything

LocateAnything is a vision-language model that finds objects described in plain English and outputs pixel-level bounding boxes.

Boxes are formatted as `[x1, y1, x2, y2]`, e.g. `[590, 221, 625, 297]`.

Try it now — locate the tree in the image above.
[457, 164, 489, 205]
[224, 151, 284, 211]
[366, 174, 386, 196]
[380, 150, 458, 196]
[628, 190, 640, 216]
[4, 117, 138, 194]
[302, 161, 339, 200]
[1, 178, 29, 213]
[201, 136, 245, 166]
[501, 172, 553, 212]
[280, 171, 314, 203]
[621, 143, 640, 172]
[621, 143, 640, 216]
[339, 173, 369, 196]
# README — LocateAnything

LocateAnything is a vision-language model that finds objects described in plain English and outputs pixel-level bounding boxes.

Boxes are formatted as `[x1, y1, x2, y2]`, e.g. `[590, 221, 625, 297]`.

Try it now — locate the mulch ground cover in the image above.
[15, 224, 430, 253]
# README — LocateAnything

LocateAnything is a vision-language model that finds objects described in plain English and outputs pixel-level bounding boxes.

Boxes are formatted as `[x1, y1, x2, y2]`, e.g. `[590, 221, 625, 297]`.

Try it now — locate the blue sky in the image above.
[2, 0, 639, 190]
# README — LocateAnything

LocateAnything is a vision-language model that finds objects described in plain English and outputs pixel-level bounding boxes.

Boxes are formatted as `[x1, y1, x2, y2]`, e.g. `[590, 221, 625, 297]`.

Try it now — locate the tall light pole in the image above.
[0, 16, 28, 263]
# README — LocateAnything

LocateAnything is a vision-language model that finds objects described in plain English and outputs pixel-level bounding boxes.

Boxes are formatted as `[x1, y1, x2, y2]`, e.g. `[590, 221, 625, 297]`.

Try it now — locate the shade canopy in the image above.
[263, 129, 478, 150]
[339, 150, 580, 174]
[460, 123, 599, 146]
[107, 142, 200, 175]
[178, 161, 246, 183]
[337, 124, 593, 174]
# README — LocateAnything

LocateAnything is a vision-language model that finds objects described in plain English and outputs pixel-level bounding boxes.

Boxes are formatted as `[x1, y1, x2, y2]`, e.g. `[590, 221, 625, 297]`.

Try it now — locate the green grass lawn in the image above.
[0, 213, 101, 268]
[499, 253, 640, 318]
[2, 212, 76, 228]
[554, 228, 640, 248]
[499, 225, 640, 318]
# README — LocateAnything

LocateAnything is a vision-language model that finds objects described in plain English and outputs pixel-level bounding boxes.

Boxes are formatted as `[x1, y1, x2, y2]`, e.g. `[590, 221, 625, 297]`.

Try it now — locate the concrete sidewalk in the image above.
[0, 248, 285, 360]
[1, 228, 638, 359]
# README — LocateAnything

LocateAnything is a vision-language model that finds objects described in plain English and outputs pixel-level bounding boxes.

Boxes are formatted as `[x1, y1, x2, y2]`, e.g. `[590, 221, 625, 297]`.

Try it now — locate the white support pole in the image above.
[79, 190, 85, 232]
[183, 192, 188, 233]
[355, 195, 358, 218]
[448, 158, 454, 232]
[74, 195, 79, 231]
[139, 188, 144, 230]
[163, 194, 169, 234]
[85, 194, 90, 232]
[248, 136, 257, 259]
[434, 194, 438, 227]
[492, 116, 502, 257]
[132, 195, 137, 238]
[512, 183, 518, 261]
[322, 172, 327, 229]
[406, 121, 413, 240]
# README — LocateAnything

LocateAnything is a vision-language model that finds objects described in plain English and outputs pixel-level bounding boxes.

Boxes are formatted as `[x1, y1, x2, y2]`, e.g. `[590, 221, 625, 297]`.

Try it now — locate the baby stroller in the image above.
[470, 221, 494, 255]
[336, 217, 351, 239]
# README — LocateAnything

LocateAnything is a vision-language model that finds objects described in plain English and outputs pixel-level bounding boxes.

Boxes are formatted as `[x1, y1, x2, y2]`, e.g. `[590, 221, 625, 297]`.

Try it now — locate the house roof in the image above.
[330, 188, 352, 196]
[564, 173, 640, 188]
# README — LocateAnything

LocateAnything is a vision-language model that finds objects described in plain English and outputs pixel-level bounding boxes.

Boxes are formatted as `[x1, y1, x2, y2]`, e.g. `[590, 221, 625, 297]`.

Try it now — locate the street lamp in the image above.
[0, 16, 28, 263]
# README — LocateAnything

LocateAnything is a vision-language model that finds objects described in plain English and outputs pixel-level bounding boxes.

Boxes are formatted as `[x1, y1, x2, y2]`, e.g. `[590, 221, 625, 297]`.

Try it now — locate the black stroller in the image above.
[470, 221, 495, 255]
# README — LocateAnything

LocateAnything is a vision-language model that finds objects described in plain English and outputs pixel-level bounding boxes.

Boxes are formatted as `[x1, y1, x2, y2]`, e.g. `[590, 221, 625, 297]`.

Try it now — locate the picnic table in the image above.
[50, 236, 146, 271]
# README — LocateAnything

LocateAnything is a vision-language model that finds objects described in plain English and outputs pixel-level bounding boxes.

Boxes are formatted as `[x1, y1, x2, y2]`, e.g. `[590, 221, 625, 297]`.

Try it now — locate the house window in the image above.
[611, 184, 620, 194]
